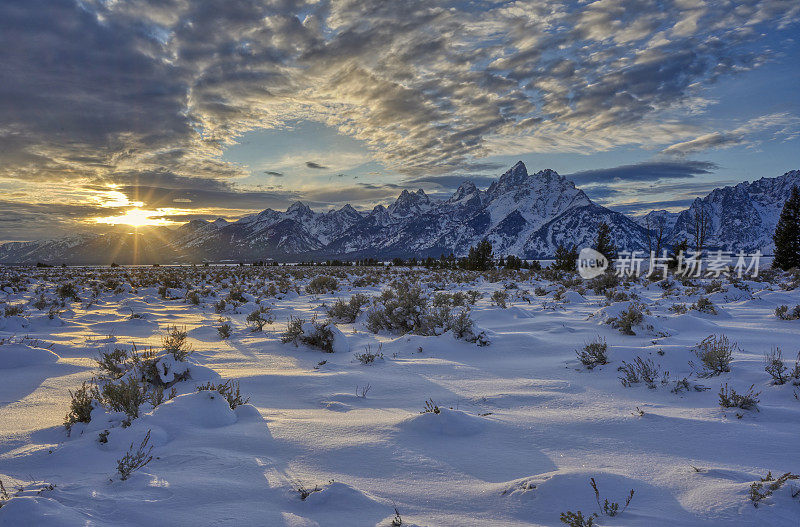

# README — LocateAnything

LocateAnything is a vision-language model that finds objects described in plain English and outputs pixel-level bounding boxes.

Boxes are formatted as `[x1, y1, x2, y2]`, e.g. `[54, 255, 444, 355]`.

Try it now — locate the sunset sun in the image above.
[94, 208, 177, 228]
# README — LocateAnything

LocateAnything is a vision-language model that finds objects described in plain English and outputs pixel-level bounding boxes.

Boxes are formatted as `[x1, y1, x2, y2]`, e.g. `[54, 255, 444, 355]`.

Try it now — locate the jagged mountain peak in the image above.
[388, 188, 432, 217]
[287, 201, 312, 214]
[448, 180, 480, 203]
[531, 168, 560, 180]
[497, 161, 529, 186]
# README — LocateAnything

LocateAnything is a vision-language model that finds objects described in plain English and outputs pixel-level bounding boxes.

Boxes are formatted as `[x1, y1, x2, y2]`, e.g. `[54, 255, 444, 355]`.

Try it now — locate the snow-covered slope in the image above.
[665, 170, 800, 254]
[635, 210, 679, 234]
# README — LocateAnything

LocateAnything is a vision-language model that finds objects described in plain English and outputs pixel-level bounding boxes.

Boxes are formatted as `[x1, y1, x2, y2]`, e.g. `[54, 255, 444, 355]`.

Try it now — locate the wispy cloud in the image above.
[567, 161, 718, 185]
[662, 113, 800, 156]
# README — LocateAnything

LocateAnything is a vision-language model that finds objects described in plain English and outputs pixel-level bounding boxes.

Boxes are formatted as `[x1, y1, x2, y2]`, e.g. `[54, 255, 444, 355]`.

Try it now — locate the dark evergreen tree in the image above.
[593, 222, 617, 262]
[458, 239, 495, 271]
[773, 185, 800, 270]
[668, 238, 689, 270]
[505, 255, 522, 270]
[552, 244, 578, 272]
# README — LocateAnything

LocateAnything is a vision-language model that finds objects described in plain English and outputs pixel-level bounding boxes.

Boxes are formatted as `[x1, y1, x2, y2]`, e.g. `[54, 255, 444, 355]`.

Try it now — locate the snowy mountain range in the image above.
[1, 163, 798, 264]
[666, 170, 800, 254]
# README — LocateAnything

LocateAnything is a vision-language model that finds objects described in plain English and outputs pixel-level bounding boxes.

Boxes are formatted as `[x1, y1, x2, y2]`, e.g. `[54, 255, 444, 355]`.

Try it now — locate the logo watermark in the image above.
[576, 249, 762, 279]
[577, 248, 608, 279]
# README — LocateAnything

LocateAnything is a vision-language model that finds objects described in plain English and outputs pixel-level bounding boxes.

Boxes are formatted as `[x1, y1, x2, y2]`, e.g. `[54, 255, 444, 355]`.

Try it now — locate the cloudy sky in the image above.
[1, 0, 798, 241]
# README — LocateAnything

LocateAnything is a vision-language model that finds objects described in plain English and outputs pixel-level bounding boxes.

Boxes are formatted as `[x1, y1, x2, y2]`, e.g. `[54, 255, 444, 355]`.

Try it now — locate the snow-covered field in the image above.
[1, 265, 800, 526]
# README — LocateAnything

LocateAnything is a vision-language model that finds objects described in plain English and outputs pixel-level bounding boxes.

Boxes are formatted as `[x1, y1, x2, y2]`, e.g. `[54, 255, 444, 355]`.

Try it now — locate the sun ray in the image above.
[94, 208, 179, 228]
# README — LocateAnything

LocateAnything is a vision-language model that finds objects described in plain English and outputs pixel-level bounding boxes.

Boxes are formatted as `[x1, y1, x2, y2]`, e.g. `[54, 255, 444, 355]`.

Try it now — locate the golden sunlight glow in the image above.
[94, 208, 179, 227]
[93, 184, 144, 208]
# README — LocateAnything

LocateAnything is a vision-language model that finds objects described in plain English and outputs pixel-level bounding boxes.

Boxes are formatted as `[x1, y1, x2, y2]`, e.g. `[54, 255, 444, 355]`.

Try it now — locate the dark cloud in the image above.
[566, 161, 719, 185]
[305, 162, 328, 169]
[609, 199, 695, 216]
[265, 171, 284, 177]
[303, 183, 403, 203]
[100, 184, 300, 211]
[406, 175, 498, 190]
[0, 200, 128, 241]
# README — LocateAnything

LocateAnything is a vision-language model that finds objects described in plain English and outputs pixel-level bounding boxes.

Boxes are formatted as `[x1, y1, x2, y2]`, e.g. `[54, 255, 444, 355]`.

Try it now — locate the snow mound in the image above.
[0, 496, 88, 527]
[561, 291, 586, 303]
[0, 343, 59, 369]
[0, 315, 30, 331]
[145, 391, 238, 429]
[302, 482, 382, 510]
[399, 408, 485, 436]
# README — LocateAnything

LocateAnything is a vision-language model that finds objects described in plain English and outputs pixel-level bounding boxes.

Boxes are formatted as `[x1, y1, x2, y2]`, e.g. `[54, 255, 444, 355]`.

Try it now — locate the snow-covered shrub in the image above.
[589, 272, 619, 294]
[692, 334, 736, 377]
[451, 291, 468, 306]
[100, 376, 147, 420]
[591, 478, 634, 518]
[282, 317, 345, 353]
[196, 379, 249, 409]
[605, 289, 630, 303]
[64, 381, 97, 432]
[0, 478, 9, 508]
[306, 275, 339, 295]
[420, 399, 442, 414]
[214, 298, 227, 313]
[365, 282, 487, 343]
[577, 337, 607, 369]
[560, 478, 635, 526]
[226, 287, 246, 303]
[31, 293, 47, 310]
[764, 347, 789, 385]
[56, 282, 79, 302]
[365, 281, 429, 334]
[466, 290, 483, 304]
[300, 320, 338, 353]
[432, 292, 454, 308]
[718, 383, 760, 410]
[246, 306, 274, 332]
[559, 510, 596, 527]
[691, 296, 717, 314]
[327, 293, 370, 323]
[354, 343, 383, 364]
[607, 305, 644, 335]
[775, 304, 800, 320]
[704, 280, 724, 294]
[281, 316, 305, 343]
[491, 290, 509, 308]
[186, 290, 200, 305]
[3, 304, 25, 317]
[448, 309, 489, 345]
[295, 482, 324, 500]
[97, 348, 129, 380]
[669, 303, 688, 314]
[162, 325, 192, 361]
[618, 357, 665, 388]
[116, 429, 154, 481]
[391, 507, 403, 526]
[216, 317, 232, 339]
[749, 471, 799, 507]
